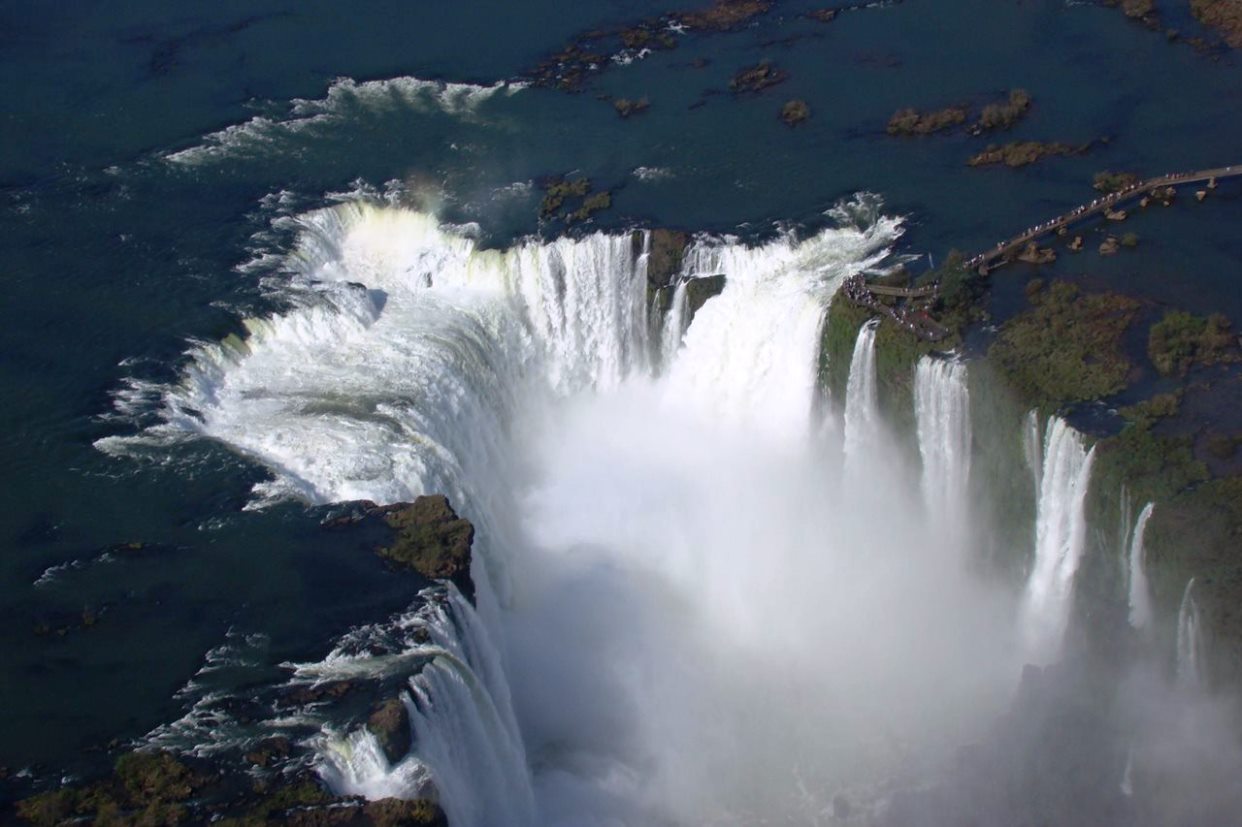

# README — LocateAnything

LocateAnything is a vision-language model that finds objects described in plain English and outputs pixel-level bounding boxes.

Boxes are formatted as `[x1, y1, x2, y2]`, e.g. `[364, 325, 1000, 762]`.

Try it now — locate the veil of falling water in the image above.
[99, 197, 1127, 825]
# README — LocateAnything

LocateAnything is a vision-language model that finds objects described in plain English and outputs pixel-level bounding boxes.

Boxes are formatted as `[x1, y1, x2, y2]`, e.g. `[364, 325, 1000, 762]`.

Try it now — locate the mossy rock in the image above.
[378, 495, 475, 601]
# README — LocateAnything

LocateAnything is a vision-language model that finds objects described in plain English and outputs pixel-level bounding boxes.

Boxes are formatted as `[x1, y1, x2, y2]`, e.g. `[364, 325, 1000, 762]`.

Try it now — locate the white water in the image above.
[1177, 578, 1206, 691]
[109, 198, 1029, 825]
[843, 319, 881, 470]
[659, 278, 689, 365]
[1023, 408, 1042, 492]
[1127, 502, 1156, 632]
[1020, 416, 1096, 664]
[914, 356, 971, 548]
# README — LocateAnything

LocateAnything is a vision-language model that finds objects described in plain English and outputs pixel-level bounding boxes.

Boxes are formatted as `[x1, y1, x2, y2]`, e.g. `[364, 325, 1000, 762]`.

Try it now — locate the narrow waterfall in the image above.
[1022, 408, 1042, 492]
[659, 279, 690, 367]
[914, 356, 971, 546]
[843, 319, 881, 467]
[1177, 578, 1206, 691]
[1127, 502, 1155, 632]
[1020, 417, 1096, 663]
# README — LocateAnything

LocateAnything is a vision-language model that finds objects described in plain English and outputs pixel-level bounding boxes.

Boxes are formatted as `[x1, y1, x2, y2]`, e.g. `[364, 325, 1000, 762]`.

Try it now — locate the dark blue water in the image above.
[2, 0, 1241, 782]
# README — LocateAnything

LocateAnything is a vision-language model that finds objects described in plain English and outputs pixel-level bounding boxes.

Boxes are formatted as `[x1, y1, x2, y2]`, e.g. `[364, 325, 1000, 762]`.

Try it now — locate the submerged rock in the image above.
[612, 97, 650, 118]
[780, 99, 811, 126]
[729, 61, 788, 94]
[967, 141, 1091, 168]
[886, 105, 968, 135]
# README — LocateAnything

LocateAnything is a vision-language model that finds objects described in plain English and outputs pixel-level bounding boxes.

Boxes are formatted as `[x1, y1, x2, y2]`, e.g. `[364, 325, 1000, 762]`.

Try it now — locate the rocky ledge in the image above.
[10, 749, 446, 827]
[1190, 0, 1242, 47]
[326, 494, 475, 602]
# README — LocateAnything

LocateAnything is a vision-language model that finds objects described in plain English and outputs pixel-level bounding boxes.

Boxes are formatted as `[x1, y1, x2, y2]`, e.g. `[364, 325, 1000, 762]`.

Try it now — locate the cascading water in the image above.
[103, 196, 1033, 824]
[914, 356, 971, 547]
[1177, 578, 1206, 691]
[1020, 416, 1096, 663]
[1022, 408, 1042, 492]
[843, 319, 881, 469]
[659, 279, 690, 365]
[1127, 502, 1155, 633]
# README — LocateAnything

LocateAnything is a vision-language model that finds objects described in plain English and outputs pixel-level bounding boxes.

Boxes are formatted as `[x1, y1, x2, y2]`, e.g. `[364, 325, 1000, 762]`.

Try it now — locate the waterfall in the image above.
[843, 319, 881, 467]
[659, 279, 690, 368]
[1022, 409, 1042, 492]
[1177, 578, 1206, 691]
[1020, 416, 1096, 663]
[914, 356, 971, 547]
[108, 197, 954, 823]
[1127, 502, 1155, 632]
[316, 588, 535, 827]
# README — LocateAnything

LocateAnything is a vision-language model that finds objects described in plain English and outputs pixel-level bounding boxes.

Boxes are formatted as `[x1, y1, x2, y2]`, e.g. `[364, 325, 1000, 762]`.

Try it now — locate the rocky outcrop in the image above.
[613, 97, 650, 118]
[1093, 170, 1140, 193]
[886, 105, 967, 136]
[686, 274, 726, 317]
[538, 177, 615, 225]
[967, 141, 1091, 168]
[780, 99, 811, 126]
[13, 750, 447, 827]
[677, 0, 772, 31]
[1190, 0, 1242, 47]
[971, 88, 1032, 132]
[367, 697, 413, 765]
[729, 61, 788, 94]
[326, 495, 475, 601]
[646, 229, 690, 291]
[377, 496, 475, 600]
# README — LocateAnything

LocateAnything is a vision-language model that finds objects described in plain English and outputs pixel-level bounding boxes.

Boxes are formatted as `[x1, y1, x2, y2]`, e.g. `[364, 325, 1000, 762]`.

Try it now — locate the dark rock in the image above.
[245, 737, 292, 768]
[729, 61, 788, 94]
[540, 177, 591, 217]
[886, 105, 968, 136]
[366, 697, 412, 765]
[647, 229, 690, 290]
[1182, 0, 1242, 45]
[807, 9, 838, 23]
[967, 141, 1092, 168]
[779, 98, 810, 126]
[613, 97, 650, 118]
[677, 0, 772, 31]
[686, 274, 726, 318]
[283, 680, 357, 706]
[971, 88, 1032, 133]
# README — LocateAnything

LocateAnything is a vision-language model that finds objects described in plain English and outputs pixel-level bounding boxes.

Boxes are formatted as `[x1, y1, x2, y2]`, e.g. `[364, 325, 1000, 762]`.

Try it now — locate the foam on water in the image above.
[167, 76, 523, 166]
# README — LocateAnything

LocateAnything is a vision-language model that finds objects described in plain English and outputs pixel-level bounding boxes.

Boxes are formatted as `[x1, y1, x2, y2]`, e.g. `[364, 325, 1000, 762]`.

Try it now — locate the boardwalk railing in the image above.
[964, 164, 1242, 273]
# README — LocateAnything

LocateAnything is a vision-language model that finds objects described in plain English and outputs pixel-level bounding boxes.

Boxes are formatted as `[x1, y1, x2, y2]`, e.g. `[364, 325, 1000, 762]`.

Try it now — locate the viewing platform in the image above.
[964, 165, 1242, 274]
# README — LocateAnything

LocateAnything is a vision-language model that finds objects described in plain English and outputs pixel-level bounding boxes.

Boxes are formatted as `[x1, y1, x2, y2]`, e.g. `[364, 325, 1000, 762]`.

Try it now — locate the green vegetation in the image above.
[378, 495, 474, 596]
[1147, 309, 1238, 377]
[1093, 170, 1140, 193]
[989, 280, 1139, 410]
[967, 141, 1089, 168]
[974, 89, 1032, 132]
[539, 177, 590, 217]
[886, 105, 967, 136]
